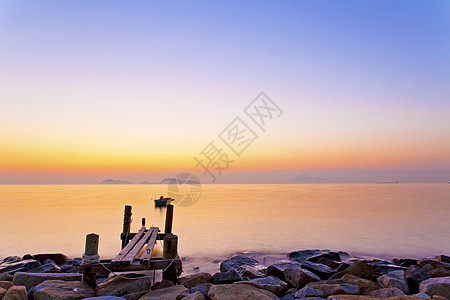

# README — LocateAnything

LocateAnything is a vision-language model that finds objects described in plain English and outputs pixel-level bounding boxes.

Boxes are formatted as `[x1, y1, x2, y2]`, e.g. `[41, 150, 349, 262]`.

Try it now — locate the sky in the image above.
[0, 0, 449, 184]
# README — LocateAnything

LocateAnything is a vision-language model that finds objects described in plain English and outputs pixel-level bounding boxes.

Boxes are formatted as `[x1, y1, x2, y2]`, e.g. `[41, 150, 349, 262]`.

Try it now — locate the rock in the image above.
[219, 255, 261, 272]
[95, 274, 151, 297]
[317, 257, 341, 270]
[288, 250, 330, 263]
[412, 292, 431, 298]
[419, 276, 450, 298]
[181, 291, 205, 300]
[377, 270, 409, 293]
[32, 254, 69, 265]
[33, 280, 94, 300]
[2, 257, 21, 264]
[29, 260, 61, 273]
[305, 280, 359, 297]
[283, 268, 320, 289]
[150, 279, 175, 290]
[295, 297, 325, 300]
[12, 272, 82, 290]
[327, 296, 423, 300]
[0, 280, 14, 290]
[393, 259, 419, 268]
[236, 276, 287, 296]
[335, 263, 351, 272]
[418, 260, 450, 271]
[367, 287, 406, 297]
[21, 255, 33, 261]
[139, 285, 189, 300]
[422, 264, 435, 273]
[189, 283, 212, 299]
[278, 294, 295, 300]
[294, 286, 324, 298]
[300, 261, 335, 279]
[235, 265, 266, 279]
[0, 287, 7, 300]
[331, 261, 375, 280]
[0, 274, 13, 281]
[122, 291, 147, 300]
[429, 268, 450, 278]
[307, 252, 342, 263]
[207, 284, 278, 300]
[85, 297, 126, 300]
[212, 270, 243, 284]
[266, 260, 302, 280]
[3, 285, 27, 300]
[371, 261, 407, 275]
[405, 265, 431, 293]
[177, 273, 212, 289]
[431, 296, 448, 300]
[341, 274, 380, 293]
[60, 265, 79, 273]
[0, 260, 41, 275]
[434, 256, 450, 263]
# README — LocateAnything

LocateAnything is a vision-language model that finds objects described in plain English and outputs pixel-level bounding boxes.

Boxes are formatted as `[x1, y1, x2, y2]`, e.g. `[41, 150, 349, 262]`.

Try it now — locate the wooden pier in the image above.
[79, 204, 182, 286]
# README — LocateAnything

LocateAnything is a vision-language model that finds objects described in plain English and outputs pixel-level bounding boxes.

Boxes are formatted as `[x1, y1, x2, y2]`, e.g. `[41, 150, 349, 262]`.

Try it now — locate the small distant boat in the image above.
[154, 196, 174, 207]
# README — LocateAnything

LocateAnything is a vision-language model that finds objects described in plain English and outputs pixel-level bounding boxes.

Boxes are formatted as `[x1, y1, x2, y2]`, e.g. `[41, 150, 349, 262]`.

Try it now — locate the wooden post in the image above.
[162, 233, 178, 282]
[142, 217, 146, 227]
[121, 205, 132, 248]
[82, 233, 99, 287]
[164, 204, 173, 234]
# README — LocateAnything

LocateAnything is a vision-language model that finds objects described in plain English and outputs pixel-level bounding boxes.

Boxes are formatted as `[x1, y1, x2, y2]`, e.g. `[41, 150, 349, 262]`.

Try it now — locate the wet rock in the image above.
[278, 294, 295, 300]
[0, 260, 41, 275]
[235, 265, 266, 279]
[177, 273, 212, 289]
[21, 255, 33, 261]
[307, 252, 342, 263]
[434, 255, 450, 263]
[412, 292, 431, 298]
[283, 268, 320, 289]
[419, 276, 450, 298]
[60, 265, 79, 273]
[29, 260, 61, 273]
[335, 263, 351, 272]
[0, 273, 13, 281]
[212, 270, 243, 284]
[418, 260, 450, 271]
[189, 283, 212, 299]
[393, 258, 419, 268]
[150, 279, 175, 290]
[377, 270, 409, 294]
[341, 274, 380, 293]
[3, 285, 27, 300]
[0, 281, 14, 290]
[219, 255, 261, 272]
[367, 287, 406, 297]
[2, 257, 21, 264]
[32, 254, 69, 265]
[405, 265, 431, 293]
[305, 280, 359, 297]
[33, 280, 94, 300]
[95, 274, 151, 297]
[139, 285, 189, 300]
[266, 260, 302, 280]
[294, 286, 324, 298]
[180, 291, 205, 300]
[0, 287, 7, 300]
[331, 261, 375, 280]
[207, 283, 278, 300]
[288, 250, 328, 263]
[428, 268, 450, 278]
[12, 272, 81, 290]
[236, 276, 287, 296]
[317, 257, 341, 270]
[300, 261, 335, 279]
[422, 264, 435, 273]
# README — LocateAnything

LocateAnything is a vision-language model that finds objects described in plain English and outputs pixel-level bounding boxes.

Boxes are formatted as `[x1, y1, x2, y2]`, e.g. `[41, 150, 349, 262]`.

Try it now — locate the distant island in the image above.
[100, 179, 132, 184]
[286, 174, 331, 184]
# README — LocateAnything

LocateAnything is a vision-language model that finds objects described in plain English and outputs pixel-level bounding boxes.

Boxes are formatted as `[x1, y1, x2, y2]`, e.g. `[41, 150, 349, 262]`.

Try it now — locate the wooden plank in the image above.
[121, 232, 167, 240]
[79, 258, 182, 273]
[121, 227, 157, 265]
[112, 226, 146, 265]
[140, 227, 158, 262]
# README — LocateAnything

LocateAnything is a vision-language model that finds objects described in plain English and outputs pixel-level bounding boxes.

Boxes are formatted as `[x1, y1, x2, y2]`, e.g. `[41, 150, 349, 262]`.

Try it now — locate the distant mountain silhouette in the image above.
[159, 177, 200, 185]
[287, 174, 331, 184]
[100, 179, 132, 184]
[139, 181, 152, 184]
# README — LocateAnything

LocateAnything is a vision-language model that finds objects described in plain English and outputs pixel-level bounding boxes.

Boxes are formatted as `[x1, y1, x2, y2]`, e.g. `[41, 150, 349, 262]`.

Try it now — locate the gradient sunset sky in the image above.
[1, 1, 449, 184]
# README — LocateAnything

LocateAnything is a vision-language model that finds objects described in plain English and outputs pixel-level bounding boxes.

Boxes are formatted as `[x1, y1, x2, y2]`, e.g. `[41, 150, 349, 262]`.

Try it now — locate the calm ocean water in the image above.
[0, 184, 449, 272]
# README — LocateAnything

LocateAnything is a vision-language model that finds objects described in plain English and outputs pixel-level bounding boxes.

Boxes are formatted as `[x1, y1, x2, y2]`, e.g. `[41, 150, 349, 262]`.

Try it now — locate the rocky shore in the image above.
[0, 250, 449, 300]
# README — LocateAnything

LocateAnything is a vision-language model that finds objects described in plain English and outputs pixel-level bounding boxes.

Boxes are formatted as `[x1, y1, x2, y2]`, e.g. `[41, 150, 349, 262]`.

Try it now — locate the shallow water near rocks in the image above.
[0, 184, 449, 275]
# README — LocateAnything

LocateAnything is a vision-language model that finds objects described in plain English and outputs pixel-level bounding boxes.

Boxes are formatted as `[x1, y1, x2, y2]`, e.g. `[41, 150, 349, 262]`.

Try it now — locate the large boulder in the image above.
[95, 274, 151, 297]
[32, 254, 69, 265]
[288, 250, 332, 263]
[0, 260, 41, 275]
[0, 281, 14, 290]
[331, 261, 375, 280]
[305, 280, 359, 297]
[177, 273, 212, 289]
[266, 260, 302, 280]
[207, 283, 278, 300]
[307, 252, 342, 263]
[377, 270, 409, 293]
[392, 258, 419, 267]
[219, 255, 261, 272]
[139, 285, 189, 300]
[212, 270, 243, 284]
[317, 257, 342, 270]
[340, 274, 380, 293]
[236, 276, 287, 296]
[0, 287, 7, 299]
[283, 268, 320, 289]
[428, 268, 450, 278]
[418, 260, 450, 270]
[294, 286, 324, 298]
[419, 276, 450, 298]
[235, 265, 266, 279]
[33, 280, 94, 300]
[367, 287, 406, 297]
[3, 285, 27, 300]
[12, 272, 81, 290]
[405, 265, 431, 293]
[300, 261, 335, 279]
